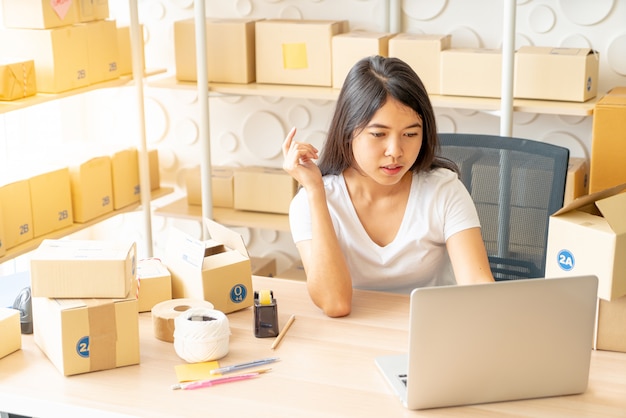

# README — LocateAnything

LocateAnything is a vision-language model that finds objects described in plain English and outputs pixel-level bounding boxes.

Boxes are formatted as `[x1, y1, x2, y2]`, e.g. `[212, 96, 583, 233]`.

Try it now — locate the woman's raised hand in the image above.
[282, 127, 322, 189]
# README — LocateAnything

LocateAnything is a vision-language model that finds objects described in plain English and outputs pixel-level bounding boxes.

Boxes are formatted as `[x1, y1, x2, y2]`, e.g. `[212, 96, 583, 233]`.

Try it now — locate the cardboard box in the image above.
[278, 260, 306, 281]
[116, 24, 145, 76]
[234, 166, 297, 214]
[29, 167, 73, 237]
[441, 48, 502, 98]
[69, 156, 114, 223]
[186, 165, 234, 208]
[148, 148, 160, 191]
[0, 308, 21, 359]
[332, 31, 394, 89]
[251, 256, 276, 277]
[30, 239, 137, 299]
[0, 25, 89, 93]
[596, 295, 626, 353]
[514, 46, 599, 102]
[388, 33, 451, 94]
[77, 0, 109, 22]
[0, 179, 33, 249]
[164, 220, 253, 314]
[33, 296, 139, 376]
[545, 183, 626, 301]
[82, 19, 120, 84]
[564, 157, 589, 206]
[133, 258, 172, 313]
[111, 148, 140, 209]
[1, 0, 78, 29]
[174, 18, 258, 84]
[255, 19, 349, 87]
[0, 204, 5, 257]
[590, 87, 626, 194]
[0, 59, 37, 101]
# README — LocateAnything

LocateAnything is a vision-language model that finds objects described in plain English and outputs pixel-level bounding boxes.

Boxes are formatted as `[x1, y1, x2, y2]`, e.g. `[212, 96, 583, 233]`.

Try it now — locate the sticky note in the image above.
[282, 43, 308, 69]
[174, 360, 219, 382]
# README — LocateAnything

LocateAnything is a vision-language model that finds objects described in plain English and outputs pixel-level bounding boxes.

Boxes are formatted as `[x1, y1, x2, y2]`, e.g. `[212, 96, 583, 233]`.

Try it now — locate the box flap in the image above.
[596, 192, 626, 233]
[205, 218, 249, 257]
[166, 227, 206, 270]
[598, 86, 626, 106]
[552, 183, 626, 216]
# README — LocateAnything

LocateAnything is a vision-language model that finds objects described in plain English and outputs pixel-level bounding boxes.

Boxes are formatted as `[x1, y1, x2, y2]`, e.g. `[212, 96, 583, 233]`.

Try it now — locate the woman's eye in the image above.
[405, 132, 419, 138]
[370, 132, 385, 138]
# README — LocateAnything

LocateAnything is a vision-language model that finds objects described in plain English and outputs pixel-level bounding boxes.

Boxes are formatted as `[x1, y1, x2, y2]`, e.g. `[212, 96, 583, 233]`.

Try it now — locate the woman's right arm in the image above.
[282, 128, 353, 317]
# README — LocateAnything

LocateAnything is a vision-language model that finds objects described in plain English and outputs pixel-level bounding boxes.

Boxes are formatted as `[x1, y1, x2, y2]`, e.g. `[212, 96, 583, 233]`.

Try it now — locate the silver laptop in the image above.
[375, 275, 598, 410]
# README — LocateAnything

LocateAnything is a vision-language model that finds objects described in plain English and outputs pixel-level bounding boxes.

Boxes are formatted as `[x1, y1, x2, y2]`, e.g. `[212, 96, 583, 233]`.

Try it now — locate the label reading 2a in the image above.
[77, 336, 90, 358]
[557, 250, 575, 271]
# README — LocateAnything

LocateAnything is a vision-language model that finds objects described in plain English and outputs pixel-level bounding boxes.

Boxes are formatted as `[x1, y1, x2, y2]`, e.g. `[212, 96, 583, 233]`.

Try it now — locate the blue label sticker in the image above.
[557, 249, 575, 271]
[77, 336, 90, 358]
[230, 284, 248, 304]
[587, 76, 592, 92]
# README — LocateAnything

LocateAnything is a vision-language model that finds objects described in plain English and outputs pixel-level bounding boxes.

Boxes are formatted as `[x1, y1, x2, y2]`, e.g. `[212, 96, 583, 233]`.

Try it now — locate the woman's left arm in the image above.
[446, 227, 495, 284]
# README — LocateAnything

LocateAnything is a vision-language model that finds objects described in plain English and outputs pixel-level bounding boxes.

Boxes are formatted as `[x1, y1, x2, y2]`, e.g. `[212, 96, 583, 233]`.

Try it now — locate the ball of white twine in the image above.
[173, 308, 231, 363]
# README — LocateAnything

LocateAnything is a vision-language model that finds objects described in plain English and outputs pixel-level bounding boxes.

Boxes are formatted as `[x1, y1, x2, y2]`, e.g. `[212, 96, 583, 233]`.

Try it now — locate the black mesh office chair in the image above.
[438, 133, 569, 281]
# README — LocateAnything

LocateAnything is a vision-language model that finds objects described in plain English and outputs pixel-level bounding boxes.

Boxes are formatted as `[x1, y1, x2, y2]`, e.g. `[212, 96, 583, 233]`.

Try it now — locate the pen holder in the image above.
[254, 290, 279, 338]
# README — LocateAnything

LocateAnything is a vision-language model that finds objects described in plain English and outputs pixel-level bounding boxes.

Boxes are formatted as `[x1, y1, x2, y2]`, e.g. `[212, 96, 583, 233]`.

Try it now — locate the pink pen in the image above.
[171, 369, 270, 390]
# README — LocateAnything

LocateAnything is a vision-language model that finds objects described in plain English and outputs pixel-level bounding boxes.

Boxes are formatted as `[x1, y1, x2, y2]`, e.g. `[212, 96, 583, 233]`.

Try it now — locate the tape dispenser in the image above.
[254, 289, 279, 338]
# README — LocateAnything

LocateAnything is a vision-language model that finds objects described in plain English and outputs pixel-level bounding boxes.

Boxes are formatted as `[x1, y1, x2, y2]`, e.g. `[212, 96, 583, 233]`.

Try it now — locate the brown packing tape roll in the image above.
[151, 298, 214, 342]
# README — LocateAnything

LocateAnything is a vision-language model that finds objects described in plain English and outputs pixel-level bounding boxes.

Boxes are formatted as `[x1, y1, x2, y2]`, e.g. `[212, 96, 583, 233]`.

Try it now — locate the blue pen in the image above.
[210, 357, 280, 375]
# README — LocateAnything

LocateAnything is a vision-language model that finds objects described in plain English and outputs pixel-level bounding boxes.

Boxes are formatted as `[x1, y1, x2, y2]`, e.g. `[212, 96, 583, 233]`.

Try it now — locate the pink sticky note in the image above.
[50, 0, 72, 21]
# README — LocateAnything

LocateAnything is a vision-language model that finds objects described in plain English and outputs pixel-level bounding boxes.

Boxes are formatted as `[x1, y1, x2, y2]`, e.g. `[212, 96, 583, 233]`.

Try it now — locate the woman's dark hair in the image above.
[317, 55, 457, 176]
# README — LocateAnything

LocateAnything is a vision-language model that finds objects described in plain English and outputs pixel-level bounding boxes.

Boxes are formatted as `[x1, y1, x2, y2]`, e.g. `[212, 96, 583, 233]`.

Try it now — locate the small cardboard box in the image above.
[0, 25, 90, 93]
[133, 258, 172, 313]
[332, 31, 394, 89]
[186, 165, 234, 208]
[33, 296, 139, 376]
[30, 239, 137, 299]
[0, 59, 37, 101]
[148, 148, 160, 191]
[81, 19, 120, 84]
[590, 87, 626, 194]
[0, 204, 5, 257]
[441, 48, 502, 98]
[1, 0, 78, 29]
[0, 178, 33, 249]
[251, 256, 277, 277]
[596, 295, 626, 353]
[69, 156, 114, 223]
[278, 260, 306, 281]
[0, 308, 21, 359]
[514, 46, 599, 102]
[388, 33, 451, 94]
[564, 157, 589, 206]
[164, 219, 253, 314]
[255, 19, 349, 87]
[29, 167, 73, 237]
[174, 18, 258, 84]
[111, 147, 140, 209]
[116, 24, 145, 76]
[545, 183, 626, 301]
[234, 166, 297, 214]
[77, 0, 109, 22]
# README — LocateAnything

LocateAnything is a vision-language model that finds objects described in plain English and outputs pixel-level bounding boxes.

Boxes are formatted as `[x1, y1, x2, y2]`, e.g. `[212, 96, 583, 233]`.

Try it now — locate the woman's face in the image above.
[350, 97, 423, 186]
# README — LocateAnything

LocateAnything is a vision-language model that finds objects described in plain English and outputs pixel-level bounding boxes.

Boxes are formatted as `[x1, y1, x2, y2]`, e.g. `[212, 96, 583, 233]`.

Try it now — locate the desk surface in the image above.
[1, 276, 626, 418]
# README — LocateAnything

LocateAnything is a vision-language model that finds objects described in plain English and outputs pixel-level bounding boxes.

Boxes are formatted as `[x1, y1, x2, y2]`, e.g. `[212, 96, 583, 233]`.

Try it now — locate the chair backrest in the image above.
[438, 133, 570, 281]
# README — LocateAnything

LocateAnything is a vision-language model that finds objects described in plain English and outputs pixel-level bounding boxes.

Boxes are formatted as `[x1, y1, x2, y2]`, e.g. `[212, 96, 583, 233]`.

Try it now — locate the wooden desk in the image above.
[1, 276, 625, 417]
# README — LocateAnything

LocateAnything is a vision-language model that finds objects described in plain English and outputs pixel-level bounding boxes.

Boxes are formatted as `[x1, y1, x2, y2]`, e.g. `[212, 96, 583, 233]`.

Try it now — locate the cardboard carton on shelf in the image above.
[332, 31, 394, 89]
[234, 166, 297, 215]
[29, 166, 73, 237]
[186, 165, 234, 208]
[0, 59, 37, 101]
[441, 48, 502, 98]
[0, 307, 21, 359]
[0, 177, 34, 249]
[69, 156, 114, 223]
[110, 147, 140, 210]
[1, 0, 79, 29]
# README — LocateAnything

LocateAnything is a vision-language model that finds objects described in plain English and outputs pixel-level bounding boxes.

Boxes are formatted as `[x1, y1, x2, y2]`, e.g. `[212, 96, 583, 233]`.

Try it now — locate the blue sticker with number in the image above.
[77, 336, 90, 358]
[230, 284, 248, 304]
[557, 249, 575, 271]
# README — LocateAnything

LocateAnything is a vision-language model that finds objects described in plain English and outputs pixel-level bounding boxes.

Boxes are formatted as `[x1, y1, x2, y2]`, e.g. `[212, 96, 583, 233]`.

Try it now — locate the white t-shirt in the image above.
[289, 168, 481, 294]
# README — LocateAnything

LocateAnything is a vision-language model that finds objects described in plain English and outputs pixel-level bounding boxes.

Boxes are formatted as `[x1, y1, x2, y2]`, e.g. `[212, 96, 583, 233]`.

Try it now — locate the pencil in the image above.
[271, 314, 296, 350]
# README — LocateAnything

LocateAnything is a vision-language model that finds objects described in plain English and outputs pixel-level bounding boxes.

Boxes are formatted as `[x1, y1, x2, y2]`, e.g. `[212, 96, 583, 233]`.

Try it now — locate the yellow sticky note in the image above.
[282, 43, 308, 69]
[174, 361, 219, 382]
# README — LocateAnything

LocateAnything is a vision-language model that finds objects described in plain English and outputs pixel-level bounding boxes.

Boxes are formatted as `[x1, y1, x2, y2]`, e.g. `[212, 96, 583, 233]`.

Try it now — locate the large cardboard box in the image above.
[186, 165, 234, 208]
[33, 296, 139, 376]
[116, 24, 145, 76]
[596, 295, 626, 353]
[174, 18, 258, 84]
[250, 256, 277, 277]
[0, 179, 33, 249]
[564, 157, 589, 206]
[514, 46, 599, 102]
[0, 308, 21, 359]
[69, 156, 114, 223]
[30, 239, 137, 298]
[234, 166, 297, 214]
[111, 147, 140, 209]
[1, 0, 78, 29]
[133, 258, 172, 313]
[388, 33, 451, 95]
[545, 183, 626, 301]
[590, 87, 626, 194]
[255, 19, 349, 87]
[164, 220, 253, 314]
[0, 59, 37, 101]
[441, 48, 502, 98]
[77, 0, 109, 22]
[81, 19, 120, 84]
[29, 167, 73, 237]
[0, 25, 90, 93]
[331, 31, 394, 89]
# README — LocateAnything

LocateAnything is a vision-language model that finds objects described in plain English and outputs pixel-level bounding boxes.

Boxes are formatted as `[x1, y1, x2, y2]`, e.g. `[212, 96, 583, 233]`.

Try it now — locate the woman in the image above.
[282, 56, 494, 318]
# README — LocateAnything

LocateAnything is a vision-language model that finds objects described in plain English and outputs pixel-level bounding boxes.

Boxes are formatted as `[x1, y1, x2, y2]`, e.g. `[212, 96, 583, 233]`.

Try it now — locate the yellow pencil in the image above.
[271, 314, 296, 350]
